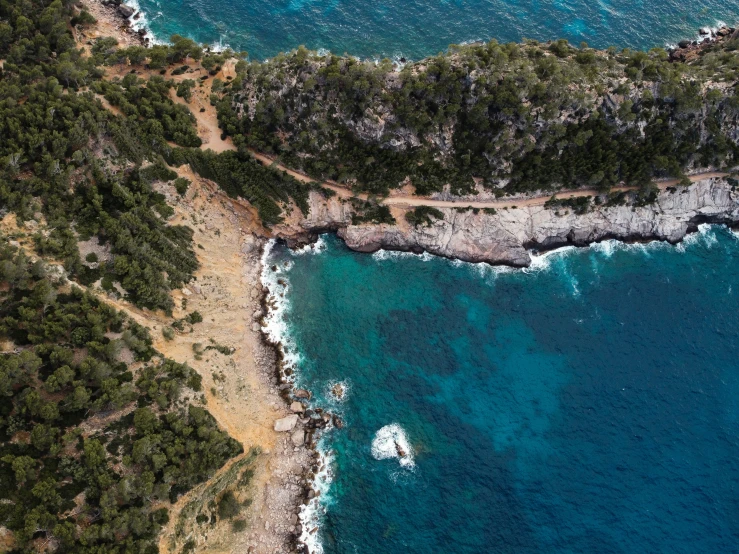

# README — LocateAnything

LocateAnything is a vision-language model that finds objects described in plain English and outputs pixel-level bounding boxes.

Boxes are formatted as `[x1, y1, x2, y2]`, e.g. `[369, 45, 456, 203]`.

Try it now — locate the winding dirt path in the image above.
[379, 171, 732, 208]
[249, 146, 731, 209]
[98, 54, 733, 212]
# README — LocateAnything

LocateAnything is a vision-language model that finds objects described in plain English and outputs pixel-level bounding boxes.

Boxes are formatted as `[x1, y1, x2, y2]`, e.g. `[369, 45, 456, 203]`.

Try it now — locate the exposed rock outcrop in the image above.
[275, 414, 299, 432]
[669, 25, 737, 62]
[117, 4, 134, 18]
[276, 177, 739, 266]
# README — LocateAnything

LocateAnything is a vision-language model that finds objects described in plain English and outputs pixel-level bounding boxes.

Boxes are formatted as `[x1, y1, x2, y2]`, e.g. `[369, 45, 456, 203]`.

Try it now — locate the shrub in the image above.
[232, 519, 248, 532]
[405, 206, 444, 227]
[174, 177, 191, 195]
[218, 491, 241, 519]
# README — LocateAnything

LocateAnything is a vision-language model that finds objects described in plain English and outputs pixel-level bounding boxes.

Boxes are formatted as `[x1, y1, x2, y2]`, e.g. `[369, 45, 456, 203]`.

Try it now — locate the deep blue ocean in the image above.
[264, 227, 739, 553]
[131, 0, 739, 59]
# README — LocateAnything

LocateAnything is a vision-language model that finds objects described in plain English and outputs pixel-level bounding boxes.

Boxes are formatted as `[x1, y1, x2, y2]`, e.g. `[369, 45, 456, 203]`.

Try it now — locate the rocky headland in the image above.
[274, 175, 739, 266]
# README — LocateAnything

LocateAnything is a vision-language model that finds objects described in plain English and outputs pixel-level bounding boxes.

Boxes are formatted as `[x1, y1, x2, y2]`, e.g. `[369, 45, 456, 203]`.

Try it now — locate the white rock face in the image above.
[274, 415, 299, 432]
[283, 177, 739, 266]
[290, 429, 305, 447]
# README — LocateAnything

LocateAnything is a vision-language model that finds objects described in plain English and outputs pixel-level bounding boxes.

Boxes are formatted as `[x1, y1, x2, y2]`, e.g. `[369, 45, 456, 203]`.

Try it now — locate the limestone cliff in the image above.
[275, 177, 739, 266]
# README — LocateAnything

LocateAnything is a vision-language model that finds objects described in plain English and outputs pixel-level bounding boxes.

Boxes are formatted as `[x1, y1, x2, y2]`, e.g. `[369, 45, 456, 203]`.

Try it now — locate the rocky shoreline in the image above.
[259, 245, 337, 554]
[669, 25, 738, 62]
[260, 284, 332, 554]
[79, 0, 148, 47]
[274, 175, 739, 268]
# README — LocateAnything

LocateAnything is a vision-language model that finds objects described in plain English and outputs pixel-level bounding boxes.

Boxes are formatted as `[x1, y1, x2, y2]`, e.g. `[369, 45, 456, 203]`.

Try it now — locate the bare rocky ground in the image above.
[146, 169, 313, 554]
[275, 174, 739, 267]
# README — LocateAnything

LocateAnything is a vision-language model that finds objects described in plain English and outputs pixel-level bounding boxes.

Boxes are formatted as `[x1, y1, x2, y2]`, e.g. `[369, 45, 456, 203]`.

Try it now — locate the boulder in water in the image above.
[330, 382, 346, 400]
[371, 423, 415, 468]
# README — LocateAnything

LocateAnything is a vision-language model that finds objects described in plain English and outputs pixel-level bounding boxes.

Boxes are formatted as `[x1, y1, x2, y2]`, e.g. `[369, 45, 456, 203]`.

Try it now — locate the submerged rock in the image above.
[330, 382, 346, 400]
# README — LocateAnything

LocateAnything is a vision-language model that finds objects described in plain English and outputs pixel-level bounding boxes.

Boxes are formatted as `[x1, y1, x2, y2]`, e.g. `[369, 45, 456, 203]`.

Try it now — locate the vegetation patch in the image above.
[406, 206, 445, 227]
[544, 195, 593, 215]
[218, 39, 739, 198]
[0, 242, 241, 552]
[350, 199, 396, 225]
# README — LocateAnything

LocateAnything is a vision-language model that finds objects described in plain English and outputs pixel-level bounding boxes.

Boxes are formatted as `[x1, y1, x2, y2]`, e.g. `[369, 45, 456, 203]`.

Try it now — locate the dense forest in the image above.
[0, 241, 242, 552]
[0, 0, 287, 550]
[219, 34, 739, 196]
[0, 0, 310, 316]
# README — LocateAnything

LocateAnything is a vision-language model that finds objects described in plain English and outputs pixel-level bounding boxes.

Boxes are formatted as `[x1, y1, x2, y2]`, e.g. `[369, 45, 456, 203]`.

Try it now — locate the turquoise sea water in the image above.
[265, 227, 739, 553]
[132, 0, 739, 59]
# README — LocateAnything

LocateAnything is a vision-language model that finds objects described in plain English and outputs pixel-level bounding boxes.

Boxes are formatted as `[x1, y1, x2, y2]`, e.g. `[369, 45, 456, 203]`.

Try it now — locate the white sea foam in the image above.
[699, 223, 718, 248]
[676, 223, 718, 252]
[666, 20, 731, 50]
[392, 54, 410, 70]
[371, 424, 415, 469]
[453, 257, 512, 283]
[523, 245, 576, 274]
[299, 442, 334, 554]
[568, 273, 580, 298]
[260, 240, 335, 554]
[326, 379, 351, 404]
[458, 38, 485, 47]
[371, 248, 435, 262]
[119, 0, 168, 45]
[292, 235, 328, 256]
[369, 225, 727, 284]
[208, 35, 233, 53]
[260, 240, 303, 381]
[125, 0, 238, 50]
[589, 239, 618, 257]
[372, 247, 513, 285]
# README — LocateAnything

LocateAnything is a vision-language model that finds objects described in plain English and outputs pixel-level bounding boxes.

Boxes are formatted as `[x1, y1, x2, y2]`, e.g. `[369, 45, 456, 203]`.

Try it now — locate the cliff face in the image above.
[275, 177, 739, 266]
